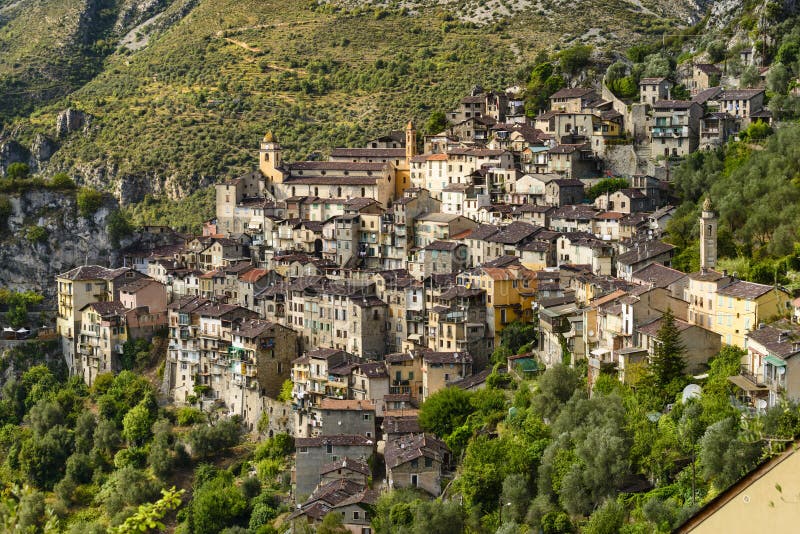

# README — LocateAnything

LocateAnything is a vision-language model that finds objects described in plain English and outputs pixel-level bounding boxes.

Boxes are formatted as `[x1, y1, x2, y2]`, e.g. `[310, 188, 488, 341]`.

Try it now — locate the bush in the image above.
[107, 210, 134, 248]
[254, 433, 294, 460]
[6, 162, 30, 180]
[77, 187, 104, 218]
[25, 225, 48, 244]
[187, 419, 242, 458]
[0, 195, 12, 227]
[176, 407, 206, 426]
[48, 173, 76, 189]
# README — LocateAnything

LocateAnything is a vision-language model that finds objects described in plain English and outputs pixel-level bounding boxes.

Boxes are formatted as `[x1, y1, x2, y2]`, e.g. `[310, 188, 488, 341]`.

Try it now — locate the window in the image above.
[85, 283, 92, 292]
[363, 414, 370, 420]
[299, 447, 308, 453]
[353, 511, 360, 520]
[411, 459, 419, 468]
[326, 444, 333, 454]
[425, 457, 433, 467]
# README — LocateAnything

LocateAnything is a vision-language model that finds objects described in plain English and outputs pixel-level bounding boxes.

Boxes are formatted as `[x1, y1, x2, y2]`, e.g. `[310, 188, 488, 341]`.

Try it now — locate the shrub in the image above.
[48, 173, 76, 189]
[176, 407, 206, 426]
[6, 162, 30, 180]
[77, 187, 104, 218]
[25, 226, 48, 244]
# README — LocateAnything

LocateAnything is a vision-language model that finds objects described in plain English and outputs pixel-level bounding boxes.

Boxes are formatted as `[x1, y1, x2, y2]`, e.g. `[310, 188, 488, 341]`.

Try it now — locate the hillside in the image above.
[0, 0, 734, 203]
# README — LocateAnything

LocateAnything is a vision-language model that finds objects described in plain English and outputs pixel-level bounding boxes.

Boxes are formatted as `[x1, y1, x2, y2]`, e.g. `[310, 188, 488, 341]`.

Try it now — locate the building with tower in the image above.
[700, 196, 717, 270]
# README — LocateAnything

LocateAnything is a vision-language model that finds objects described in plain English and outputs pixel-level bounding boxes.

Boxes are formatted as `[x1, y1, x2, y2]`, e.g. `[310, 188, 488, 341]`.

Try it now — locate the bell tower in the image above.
[405, 121, 416, 163]
[700, 196, 717, 270]
[259, 131, 283, 183]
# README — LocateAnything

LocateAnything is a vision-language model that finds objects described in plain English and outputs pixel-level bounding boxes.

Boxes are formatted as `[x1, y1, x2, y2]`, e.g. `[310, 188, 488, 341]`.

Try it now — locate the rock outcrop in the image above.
[0, 188, 119, 294]
[29, 134, 58, 172]
[55, 109, 92, 138]
[0, 140, 30, 176]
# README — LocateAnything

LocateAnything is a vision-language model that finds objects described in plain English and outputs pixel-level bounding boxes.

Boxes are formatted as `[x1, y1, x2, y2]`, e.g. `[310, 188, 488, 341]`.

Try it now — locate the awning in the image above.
[765, 355, 787, 367]
[727, 375, 768, 392]
[591, 348, 610, 356]
[16, 328, 29, 333]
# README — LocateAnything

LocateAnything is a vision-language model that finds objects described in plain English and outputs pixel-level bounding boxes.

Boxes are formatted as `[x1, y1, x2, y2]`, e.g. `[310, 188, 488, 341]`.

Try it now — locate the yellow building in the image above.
[78, 302, 128, 386]
[686, 270, 790, 348]
[458, 265, 536, 344]
[56, 265, 140, 375]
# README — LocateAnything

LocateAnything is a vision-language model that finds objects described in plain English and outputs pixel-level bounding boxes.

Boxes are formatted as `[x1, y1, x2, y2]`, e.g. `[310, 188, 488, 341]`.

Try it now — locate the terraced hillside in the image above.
[1, 0, 729, 202]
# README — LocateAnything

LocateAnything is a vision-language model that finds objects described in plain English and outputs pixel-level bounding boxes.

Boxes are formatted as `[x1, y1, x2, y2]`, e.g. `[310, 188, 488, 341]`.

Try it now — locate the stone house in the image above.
[639, 78, 673, 104]
[385, 433, 450, 496]
[294, 435, 375, 498]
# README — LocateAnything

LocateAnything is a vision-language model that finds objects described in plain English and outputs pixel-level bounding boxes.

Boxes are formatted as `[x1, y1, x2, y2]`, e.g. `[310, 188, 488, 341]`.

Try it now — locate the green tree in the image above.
[670, 83, 690, 100]
[76, 187, 104, 218]
[190, 476, 247, 534]
[559, 45, 592, 78]
[605, 61, 627, 84]
[25, 225, 47, 244]
[6, 162, 30, 180]
[424, 111, 448, 135]
[767, 63, 791, 95]
[48, 173, 76, 189]
[276, 379, 293, 402]
[531, 364, 582, 421]
[418, 387, 474, 439]
[0, 195, 11, 228]
[500, 320, 537, 354]
[187, 419, 241, 458]
[648, 308, 686, 390]
[123, 401, 155, 447]
[107, 209, 135, 249]
[317, 511, 350, 534]
[109, 487, 185, 534]
[586, 177, 629, 201]
[642, 53, 672, 78]
[740, 66, 760, 88]
[584, 498, 625, 534]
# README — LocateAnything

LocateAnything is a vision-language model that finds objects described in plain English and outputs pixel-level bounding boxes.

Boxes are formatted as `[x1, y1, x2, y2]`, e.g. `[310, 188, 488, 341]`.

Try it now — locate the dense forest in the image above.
[3, 316, 800, 533]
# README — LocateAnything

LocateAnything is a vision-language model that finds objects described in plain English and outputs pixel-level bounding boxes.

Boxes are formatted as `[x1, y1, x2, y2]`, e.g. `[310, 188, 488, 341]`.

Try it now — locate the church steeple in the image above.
[405, 121, 416, 163]
[700, 197, 717, 270]
[259, 131, 282, 182]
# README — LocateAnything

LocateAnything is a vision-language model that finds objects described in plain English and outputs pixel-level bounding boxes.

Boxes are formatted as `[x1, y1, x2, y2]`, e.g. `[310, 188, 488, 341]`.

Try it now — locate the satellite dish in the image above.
[682, 384, 702, 403]
[778, 367, 786, 376]
[756, 398, 768, 410]
[588, 330, 595, 337]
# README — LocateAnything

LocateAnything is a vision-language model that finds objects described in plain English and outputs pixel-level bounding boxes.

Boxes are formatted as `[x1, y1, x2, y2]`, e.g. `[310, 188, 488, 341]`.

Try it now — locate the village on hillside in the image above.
[50, 59, 797, 531]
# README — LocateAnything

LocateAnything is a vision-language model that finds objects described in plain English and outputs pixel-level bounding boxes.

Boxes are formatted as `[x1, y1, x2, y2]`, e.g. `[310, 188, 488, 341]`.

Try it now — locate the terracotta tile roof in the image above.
[238, 268, 268, 283]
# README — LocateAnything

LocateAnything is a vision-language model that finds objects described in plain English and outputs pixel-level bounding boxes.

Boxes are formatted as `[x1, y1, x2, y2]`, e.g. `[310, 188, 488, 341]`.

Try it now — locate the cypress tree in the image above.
[650, 308, 687, 387]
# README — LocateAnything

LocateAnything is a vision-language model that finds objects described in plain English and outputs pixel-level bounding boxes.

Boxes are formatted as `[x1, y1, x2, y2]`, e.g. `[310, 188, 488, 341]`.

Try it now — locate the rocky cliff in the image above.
[0, 188, 119, 294]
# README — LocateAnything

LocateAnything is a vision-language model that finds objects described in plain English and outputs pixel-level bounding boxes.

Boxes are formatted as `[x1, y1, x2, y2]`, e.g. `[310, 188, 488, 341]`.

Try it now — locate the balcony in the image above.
[651, 127, 688, 138]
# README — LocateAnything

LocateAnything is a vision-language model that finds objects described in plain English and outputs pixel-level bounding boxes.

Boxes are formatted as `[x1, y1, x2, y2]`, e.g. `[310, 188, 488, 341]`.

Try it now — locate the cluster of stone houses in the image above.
[52, 73, 789, 528]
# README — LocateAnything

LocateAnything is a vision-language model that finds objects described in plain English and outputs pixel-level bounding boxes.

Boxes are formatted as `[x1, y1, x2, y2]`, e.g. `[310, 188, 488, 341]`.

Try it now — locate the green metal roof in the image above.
[765, 354, 787, 367]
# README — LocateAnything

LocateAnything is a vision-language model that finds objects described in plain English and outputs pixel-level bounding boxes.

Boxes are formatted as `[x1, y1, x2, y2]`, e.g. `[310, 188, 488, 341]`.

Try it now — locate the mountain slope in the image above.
[2, 0, 731, 202]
